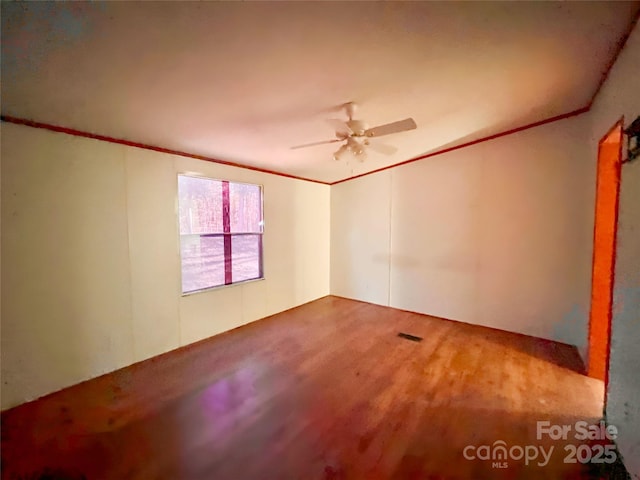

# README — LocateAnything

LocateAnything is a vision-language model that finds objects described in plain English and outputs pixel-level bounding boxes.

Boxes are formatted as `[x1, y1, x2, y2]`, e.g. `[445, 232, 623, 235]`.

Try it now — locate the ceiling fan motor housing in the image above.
[346, 119, 367, 136]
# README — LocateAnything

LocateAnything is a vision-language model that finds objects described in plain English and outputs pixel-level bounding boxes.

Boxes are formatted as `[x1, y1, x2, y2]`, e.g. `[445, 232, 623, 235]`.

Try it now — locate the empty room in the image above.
[1, 1, 640, 479]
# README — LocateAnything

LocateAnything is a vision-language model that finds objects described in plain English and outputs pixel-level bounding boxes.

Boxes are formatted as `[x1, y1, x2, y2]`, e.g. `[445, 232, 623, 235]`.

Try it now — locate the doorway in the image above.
[588, 119, 623, 388]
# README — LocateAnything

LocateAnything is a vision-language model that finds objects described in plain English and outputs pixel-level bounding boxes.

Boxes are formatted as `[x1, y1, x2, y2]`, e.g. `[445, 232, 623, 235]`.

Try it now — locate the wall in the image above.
[331, 113, 594, 350]
[0, 122, 331, 410]
[589, 23, 640, 479]
[331, 172, 391, 305]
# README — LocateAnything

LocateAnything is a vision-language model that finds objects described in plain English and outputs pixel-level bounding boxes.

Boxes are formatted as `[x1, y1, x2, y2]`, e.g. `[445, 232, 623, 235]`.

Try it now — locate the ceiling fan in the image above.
[290, 102, 417, 161]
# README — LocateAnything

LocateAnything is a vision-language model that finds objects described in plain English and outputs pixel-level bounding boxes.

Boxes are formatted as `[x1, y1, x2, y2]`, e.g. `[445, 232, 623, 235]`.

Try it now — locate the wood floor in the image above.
[1, 296, 620, 479]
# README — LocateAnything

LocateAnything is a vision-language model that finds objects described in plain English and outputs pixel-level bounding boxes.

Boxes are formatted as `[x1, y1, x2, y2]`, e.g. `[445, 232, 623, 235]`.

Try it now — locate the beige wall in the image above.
[1, 122, 330, 410]
[331, 113, 594, 349]
[589, 24, 640, 479]
[330, 172, 391, 305]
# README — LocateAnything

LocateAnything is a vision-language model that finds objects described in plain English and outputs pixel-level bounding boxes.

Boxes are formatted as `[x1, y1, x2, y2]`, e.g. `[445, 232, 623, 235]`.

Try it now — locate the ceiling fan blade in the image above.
[365, 118, 417, 138]
[326, 118, 352, 136]
[367, 141, 397, 156]
[290, 139, 342, 150]
[333, 144, 349, 161]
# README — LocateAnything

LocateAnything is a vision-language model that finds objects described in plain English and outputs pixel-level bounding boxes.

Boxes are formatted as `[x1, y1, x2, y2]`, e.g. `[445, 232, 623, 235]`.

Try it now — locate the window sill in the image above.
[181, 277, 265, 297]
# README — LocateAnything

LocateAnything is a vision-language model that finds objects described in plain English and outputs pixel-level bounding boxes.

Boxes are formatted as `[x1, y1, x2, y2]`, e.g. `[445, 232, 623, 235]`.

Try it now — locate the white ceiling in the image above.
[2, 2, 639, 183]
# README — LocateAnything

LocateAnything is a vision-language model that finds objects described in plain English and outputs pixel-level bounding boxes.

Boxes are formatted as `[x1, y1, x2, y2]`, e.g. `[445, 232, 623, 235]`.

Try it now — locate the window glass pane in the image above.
[229, 182, 262, 233]
[181, 235, 225, 292]
[178, 175, 223, 234]
[178, 175, 263, 294]
[231, 235, 261, 283]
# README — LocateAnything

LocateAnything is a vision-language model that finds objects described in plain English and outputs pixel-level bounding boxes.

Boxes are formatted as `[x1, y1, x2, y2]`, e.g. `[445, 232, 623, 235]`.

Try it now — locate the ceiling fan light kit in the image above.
[291, 102, 416, 162]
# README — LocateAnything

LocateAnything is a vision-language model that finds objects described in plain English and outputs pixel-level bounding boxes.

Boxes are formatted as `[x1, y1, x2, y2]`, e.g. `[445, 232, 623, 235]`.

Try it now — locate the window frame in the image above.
[177, 173, 265, 296]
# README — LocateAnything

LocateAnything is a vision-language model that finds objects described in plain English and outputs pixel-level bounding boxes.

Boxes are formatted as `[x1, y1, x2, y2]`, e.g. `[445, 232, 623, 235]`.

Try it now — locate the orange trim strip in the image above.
[0, 115, 330, 186]
[587, 118, 624, 392]
[330, 107, 589, 185]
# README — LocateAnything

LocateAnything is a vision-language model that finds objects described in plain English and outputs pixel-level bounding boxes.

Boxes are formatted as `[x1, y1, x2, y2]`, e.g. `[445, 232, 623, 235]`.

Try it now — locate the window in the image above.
[178, 175, 263, 294]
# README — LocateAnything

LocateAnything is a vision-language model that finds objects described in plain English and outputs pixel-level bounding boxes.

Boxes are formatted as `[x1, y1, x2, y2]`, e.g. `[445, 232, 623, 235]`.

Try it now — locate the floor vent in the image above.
[398, 332, 423, 342]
